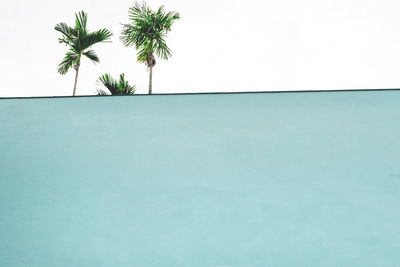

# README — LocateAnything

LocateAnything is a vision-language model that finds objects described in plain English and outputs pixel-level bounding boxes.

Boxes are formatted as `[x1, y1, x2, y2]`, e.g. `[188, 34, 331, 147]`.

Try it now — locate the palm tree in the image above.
[120, 2, 180, 94]
[55, 11, 112, 96]
[97, 73, 136, 95]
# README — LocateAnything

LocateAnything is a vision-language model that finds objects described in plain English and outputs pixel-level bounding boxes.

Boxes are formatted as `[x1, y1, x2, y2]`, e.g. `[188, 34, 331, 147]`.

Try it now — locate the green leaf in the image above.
[83, 50, 99, 63]
[57, 49, 80, 74]
[75, 11, 88, 33]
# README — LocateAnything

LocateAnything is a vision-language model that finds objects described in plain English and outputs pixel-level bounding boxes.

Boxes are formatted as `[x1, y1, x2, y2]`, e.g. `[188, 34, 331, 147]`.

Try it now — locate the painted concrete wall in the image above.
[1, 91, 400, 266]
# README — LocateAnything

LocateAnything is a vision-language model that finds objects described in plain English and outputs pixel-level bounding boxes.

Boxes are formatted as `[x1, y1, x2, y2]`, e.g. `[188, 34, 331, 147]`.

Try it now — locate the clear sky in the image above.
[1, 0, 400, 97]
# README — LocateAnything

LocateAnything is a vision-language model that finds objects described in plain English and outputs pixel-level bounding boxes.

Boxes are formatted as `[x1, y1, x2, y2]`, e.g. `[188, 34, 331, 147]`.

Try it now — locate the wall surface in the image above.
[1, 91, 400, 266]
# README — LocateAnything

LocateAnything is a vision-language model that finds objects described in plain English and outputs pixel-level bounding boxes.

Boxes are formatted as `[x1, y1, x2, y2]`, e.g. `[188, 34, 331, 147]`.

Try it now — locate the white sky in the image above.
[1, 0, 400, 97]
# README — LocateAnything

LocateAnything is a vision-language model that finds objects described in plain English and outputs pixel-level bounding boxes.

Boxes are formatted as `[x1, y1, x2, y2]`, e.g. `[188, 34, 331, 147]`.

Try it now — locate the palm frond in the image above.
[79, 28, 112, 51]
[136, 46, 150, 63]
[163, 11, 180, 31]
[75, 11, 88, 33]
[118, 73, 136, 94]
[96, 89, 109, 96]
[97, 73, 136, 95]
[55, 23, 77, 46]
[98, 73, 120, 95]
[83, 49, 99, 63]
[154, 36, 171, 60]
[120, 24, 140, 47]
[156, 5, 166, 17]
[57, 49, 80, 74]
[128, 2, 150, 22]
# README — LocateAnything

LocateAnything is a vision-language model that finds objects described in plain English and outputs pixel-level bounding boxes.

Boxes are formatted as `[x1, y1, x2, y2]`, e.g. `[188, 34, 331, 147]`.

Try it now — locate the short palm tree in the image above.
[120, 2, 180, 94]
[97, 73, 136, 95]
[55, 11, 112, 96]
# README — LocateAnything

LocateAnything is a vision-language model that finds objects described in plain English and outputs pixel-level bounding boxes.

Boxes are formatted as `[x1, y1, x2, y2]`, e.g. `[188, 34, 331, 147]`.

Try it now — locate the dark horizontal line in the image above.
[1, 88, 400, 100]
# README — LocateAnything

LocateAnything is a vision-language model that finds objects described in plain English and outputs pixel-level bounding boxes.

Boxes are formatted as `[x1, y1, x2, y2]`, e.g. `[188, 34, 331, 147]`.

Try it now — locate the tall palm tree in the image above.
[55, 11, 112, 96]
[120, 2, 180, 94]
[97, 73, 136, 95]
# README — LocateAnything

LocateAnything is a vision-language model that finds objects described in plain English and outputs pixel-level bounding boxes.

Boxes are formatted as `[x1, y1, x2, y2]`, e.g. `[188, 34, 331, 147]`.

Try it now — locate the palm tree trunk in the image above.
[73, 66, 80, 96]
[149, 66, 153, 94]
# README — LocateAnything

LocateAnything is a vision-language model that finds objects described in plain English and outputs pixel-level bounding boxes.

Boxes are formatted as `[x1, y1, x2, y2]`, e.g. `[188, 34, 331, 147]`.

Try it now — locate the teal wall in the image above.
[1, 91, 400, 266]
